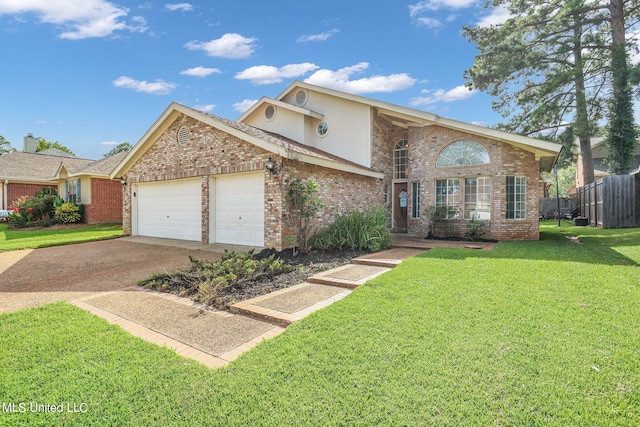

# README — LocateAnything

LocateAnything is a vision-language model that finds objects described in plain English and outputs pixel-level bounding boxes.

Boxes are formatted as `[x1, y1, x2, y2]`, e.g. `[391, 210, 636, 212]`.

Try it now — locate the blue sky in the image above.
[0, 0, 511, 159]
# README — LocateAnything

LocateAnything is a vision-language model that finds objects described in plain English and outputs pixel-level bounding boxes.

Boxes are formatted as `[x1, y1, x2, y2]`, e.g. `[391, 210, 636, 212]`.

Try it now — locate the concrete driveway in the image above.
[0, 238, 222, 314]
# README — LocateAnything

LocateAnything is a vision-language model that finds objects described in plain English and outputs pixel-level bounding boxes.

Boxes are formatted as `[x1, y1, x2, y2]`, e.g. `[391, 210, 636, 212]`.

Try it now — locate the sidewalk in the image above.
[71, 247, 424, 368]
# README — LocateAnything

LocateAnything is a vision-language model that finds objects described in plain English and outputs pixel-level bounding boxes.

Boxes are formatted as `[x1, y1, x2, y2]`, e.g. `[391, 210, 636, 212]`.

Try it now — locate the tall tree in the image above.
[464, 0, 639, 185]
[36, 138, 75, 156]
[0, 135, 15, 154]
[605, 0, 638, 174]
[104, 142, 132, 157]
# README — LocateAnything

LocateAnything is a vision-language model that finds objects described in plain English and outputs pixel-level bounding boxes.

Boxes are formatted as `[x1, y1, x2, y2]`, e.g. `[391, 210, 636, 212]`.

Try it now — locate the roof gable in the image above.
[274, 81, 561, 171]
[112, 103, 383, 179]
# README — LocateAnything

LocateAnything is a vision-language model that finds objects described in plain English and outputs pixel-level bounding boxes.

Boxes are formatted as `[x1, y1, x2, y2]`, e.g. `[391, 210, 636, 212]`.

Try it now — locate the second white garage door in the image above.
[214, 172, 264, 247]
[136, 179, 202, 242]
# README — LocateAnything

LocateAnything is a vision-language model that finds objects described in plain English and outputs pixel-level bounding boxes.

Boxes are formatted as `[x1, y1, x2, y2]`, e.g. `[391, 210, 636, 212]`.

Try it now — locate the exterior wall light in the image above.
[265, 156, 280, 175]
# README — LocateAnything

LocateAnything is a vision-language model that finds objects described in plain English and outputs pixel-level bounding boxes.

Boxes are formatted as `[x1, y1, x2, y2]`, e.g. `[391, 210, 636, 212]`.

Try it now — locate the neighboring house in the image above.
[0, 134, 125, 223]
[575, 137, 640, 188]
[111, 81, 561, 250]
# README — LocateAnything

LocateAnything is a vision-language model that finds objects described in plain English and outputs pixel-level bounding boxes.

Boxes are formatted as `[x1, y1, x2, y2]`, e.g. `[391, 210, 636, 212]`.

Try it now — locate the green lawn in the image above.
[0, 222, 638, 426]
[0, 223, 122, 252]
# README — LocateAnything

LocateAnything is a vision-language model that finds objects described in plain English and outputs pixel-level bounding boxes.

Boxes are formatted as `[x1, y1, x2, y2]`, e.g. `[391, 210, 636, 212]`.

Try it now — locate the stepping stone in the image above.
[352, 248, 425, 267]
[230, 282, 351, 325]
[307, 264, 391, 288]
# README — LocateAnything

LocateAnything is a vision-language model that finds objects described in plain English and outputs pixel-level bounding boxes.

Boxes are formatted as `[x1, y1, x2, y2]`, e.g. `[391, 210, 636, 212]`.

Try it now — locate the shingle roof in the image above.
[0, 152, 93, 182]
[70, 151, 128, 176]
[0, 151, 126, 182]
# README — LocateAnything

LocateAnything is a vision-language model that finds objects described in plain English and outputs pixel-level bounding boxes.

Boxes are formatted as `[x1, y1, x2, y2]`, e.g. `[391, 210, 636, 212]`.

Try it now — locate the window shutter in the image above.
[77, 179, 81, 203]
[65, 181, 69, 202]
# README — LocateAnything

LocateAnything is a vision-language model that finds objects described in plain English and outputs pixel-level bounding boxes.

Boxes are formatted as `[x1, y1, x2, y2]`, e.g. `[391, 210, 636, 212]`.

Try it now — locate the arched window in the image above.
[393, 139, 408, 179]
[436, 140, 489, 167]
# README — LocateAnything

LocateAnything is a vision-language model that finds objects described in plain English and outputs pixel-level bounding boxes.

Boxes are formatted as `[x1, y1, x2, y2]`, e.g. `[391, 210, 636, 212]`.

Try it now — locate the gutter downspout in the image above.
[3, 180, 8, 211]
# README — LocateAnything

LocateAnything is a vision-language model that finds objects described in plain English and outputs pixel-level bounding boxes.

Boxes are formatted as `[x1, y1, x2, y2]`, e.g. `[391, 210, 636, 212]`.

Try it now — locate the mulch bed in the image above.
[151, 248, 368, 310]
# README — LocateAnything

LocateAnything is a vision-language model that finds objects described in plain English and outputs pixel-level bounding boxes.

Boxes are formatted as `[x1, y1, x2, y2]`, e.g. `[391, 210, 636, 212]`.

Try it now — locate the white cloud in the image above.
[476, 6, 511, 27]
[410, 85, 476, 106]
[180, 66, 221, 77]
[304, 62, 416, 94]
[233, 99, 258, 113]
[165, 3, 193, 12]
[296, 29, 340, 43]
[235, 63, 319, 85]
[0, 0, 147, 39]
[409, 0, 476, 16]
[192, 104, 215, 112]
[416, 17, 442, 29]
[185, 33, 257, 59]
[99, 141, 120, 146]
[112, 76, 176, 95]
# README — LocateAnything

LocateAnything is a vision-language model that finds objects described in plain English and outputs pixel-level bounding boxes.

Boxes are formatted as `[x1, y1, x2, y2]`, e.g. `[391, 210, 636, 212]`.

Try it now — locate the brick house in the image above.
[0, 134, 125, 223]
[111, 81, 561, 249]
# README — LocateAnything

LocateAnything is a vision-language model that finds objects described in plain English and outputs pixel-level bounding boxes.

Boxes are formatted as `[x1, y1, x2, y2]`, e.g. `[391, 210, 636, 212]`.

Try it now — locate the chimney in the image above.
[23, 133, 38, 153]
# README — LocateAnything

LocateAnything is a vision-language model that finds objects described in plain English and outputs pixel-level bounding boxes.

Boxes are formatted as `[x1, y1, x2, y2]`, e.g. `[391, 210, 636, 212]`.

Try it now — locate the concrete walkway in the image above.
[70, 247, 425, 368]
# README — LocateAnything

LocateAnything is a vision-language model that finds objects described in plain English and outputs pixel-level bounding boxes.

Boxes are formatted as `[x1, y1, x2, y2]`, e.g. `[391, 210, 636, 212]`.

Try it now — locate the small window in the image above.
[506, 176, 526, 219]
[264, 105, 276, 121]
[317, 121, 329, 137]
[295, 89, 308, 106]
[437, 140, 489, 167]
[177, 126, 189, 146]
[67, 179, 77, 204]
[393, 139, 408, 179]
[411, 181, 421, 218]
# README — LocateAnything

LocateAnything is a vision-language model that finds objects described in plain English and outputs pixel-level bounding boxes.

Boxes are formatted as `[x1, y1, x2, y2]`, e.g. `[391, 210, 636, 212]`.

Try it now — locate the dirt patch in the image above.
[143, 248, 368, 310]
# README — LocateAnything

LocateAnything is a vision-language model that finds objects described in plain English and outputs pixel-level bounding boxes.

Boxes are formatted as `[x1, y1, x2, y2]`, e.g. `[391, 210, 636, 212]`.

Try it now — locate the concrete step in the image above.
[307, 264, 391, 289]
[229, 282, 351, 326]
[351, 248, 426, 268]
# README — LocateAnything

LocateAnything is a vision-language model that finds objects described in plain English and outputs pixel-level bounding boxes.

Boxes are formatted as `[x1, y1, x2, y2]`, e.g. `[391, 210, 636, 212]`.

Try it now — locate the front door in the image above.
[393, 182, 408, 231]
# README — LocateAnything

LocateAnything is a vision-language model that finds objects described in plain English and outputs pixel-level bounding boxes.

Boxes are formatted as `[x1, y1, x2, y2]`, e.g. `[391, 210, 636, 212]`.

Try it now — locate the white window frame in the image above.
[67, 179, 77, 204]
[506, 176, 527, 219]
[435, 178, 460, 218]
[464, 177, 491, 220]
[393, 140, 408, 180]
[411, 181, 421, 218]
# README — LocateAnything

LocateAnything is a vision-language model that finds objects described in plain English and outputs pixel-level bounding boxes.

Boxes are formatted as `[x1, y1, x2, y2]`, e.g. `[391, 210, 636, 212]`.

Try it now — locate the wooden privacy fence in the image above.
[539, 197, 577, 219]
[576, 174, 639, 228]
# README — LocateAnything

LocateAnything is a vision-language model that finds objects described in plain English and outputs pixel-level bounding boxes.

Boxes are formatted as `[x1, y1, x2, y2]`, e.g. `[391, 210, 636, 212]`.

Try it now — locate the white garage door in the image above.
[136, 179, 201, 241]
[214, 173, 264, 246]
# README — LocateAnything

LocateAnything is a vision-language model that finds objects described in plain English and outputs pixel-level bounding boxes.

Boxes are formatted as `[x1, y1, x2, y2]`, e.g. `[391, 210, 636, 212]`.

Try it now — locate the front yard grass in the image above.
[0, 223, 122, 252]
[0, 221, 638, 425]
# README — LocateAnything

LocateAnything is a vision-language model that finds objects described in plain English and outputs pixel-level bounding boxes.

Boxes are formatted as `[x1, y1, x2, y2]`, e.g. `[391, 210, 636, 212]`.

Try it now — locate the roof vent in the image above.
[177, 126, 189, 146]
[294, 89, 308, 106]
[265, 105, 276, 121]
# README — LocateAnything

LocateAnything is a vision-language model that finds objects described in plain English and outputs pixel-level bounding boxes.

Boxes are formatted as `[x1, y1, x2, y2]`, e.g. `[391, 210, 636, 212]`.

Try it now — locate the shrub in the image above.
[55, 202, 82, 224]
[139, 251, 292, 306]
[288, 179, 325, 254]
[8, 190, 63, 228]
[464, 217, 488, 241]
[310, 206, 391, 252]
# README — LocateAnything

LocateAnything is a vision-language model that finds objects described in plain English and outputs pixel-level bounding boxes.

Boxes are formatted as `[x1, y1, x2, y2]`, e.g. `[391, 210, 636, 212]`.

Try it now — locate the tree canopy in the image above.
[464, 0, 640, 185]
[36, 138, 75, 156]
[0, 135, 15, 155]
[103, 142, 132, 157]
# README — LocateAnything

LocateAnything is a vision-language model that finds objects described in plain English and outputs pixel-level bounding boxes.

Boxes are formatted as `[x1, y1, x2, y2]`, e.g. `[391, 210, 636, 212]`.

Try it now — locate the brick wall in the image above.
[83, 178, 123, 224]
[405, 125, 541, 240]
[371, 109, 408, 211]
[121, 113, 382, 250]
[7, 183, 57, 209]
